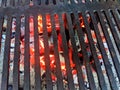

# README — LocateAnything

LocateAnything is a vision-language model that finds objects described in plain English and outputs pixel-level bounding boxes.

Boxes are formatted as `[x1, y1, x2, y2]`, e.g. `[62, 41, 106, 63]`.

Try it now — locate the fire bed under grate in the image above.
[0, 0, 120, 90]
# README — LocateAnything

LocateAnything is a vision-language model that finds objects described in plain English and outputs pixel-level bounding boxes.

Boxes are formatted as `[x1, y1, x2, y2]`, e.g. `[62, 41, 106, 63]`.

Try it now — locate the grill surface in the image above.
[0, 0, 120, 90]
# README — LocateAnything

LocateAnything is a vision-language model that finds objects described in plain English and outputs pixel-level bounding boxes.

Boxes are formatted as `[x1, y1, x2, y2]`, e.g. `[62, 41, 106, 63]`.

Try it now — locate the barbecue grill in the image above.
[0, 0, 120, 90]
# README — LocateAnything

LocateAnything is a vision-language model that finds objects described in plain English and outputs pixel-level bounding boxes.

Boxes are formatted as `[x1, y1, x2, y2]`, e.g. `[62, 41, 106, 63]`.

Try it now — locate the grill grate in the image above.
[0, 0, 120, 90]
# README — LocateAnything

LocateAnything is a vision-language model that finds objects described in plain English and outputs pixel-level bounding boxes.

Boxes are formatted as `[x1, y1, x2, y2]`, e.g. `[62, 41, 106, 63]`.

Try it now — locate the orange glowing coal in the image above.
[29, 15, 87, 73]
[38, 15, 43, 33]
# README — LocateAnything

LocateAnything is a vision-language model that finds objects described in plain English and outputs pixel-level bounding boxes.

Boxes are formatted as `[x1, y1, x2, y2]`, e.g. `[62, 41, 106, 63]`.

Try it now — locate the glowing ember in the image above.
[46, 15, 52, 33]
[38, 15, 43, 33]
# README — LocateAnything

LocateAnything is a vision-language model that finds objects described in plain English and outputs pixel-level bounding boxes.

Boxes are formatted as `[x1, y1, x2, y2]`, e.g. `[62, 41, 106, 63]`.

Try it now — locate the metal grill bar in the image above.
[82, 12, 107, 90]
[79, 13, 97, 90]
[42, 14, 53, 90]
[24, 14, 30, 90]
[66, 13, 86, 90]
[97, 11, 119, 90]
[34, 14, 42, 90]
[99, 10, 120, 75]
[112, 10, 120, 30]
[90, 11, 112, 90]
[58, 13, 75, 90]
[74, 12, 97, 90]
[51, 14, 64, 90]
[1, 16, 12, 90]
[0, 15, 3, 51]
[104, 10, 120, 57]
[13, 15, 21, 90]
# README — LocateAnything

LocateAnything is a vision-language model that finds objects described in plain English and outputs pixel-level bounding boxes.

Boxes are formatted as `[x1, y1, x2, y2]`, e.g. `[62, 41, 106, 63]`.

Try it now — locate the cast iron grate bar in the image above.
[90, 11, 113, 90]
[97, 10, 119, 90]
[82, 12, 107, 90]
[74, 12, 97, 90]
[1, 16, 12, 90]
[58, 13, 75, 90]
[42, 14, 53, 90]
[78, 12, 98, 90]
[24, 14, 30, 90]
[0, 15, 3, 51]
[104, 10, 120, 55]
[51, 14, 65, 90]
[13, 15, 21, 90]
[66, 13, 86, 90]
[99, 10, 120, 80]
[33, 14, 42, 90]
[111, 10, 120, 31]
